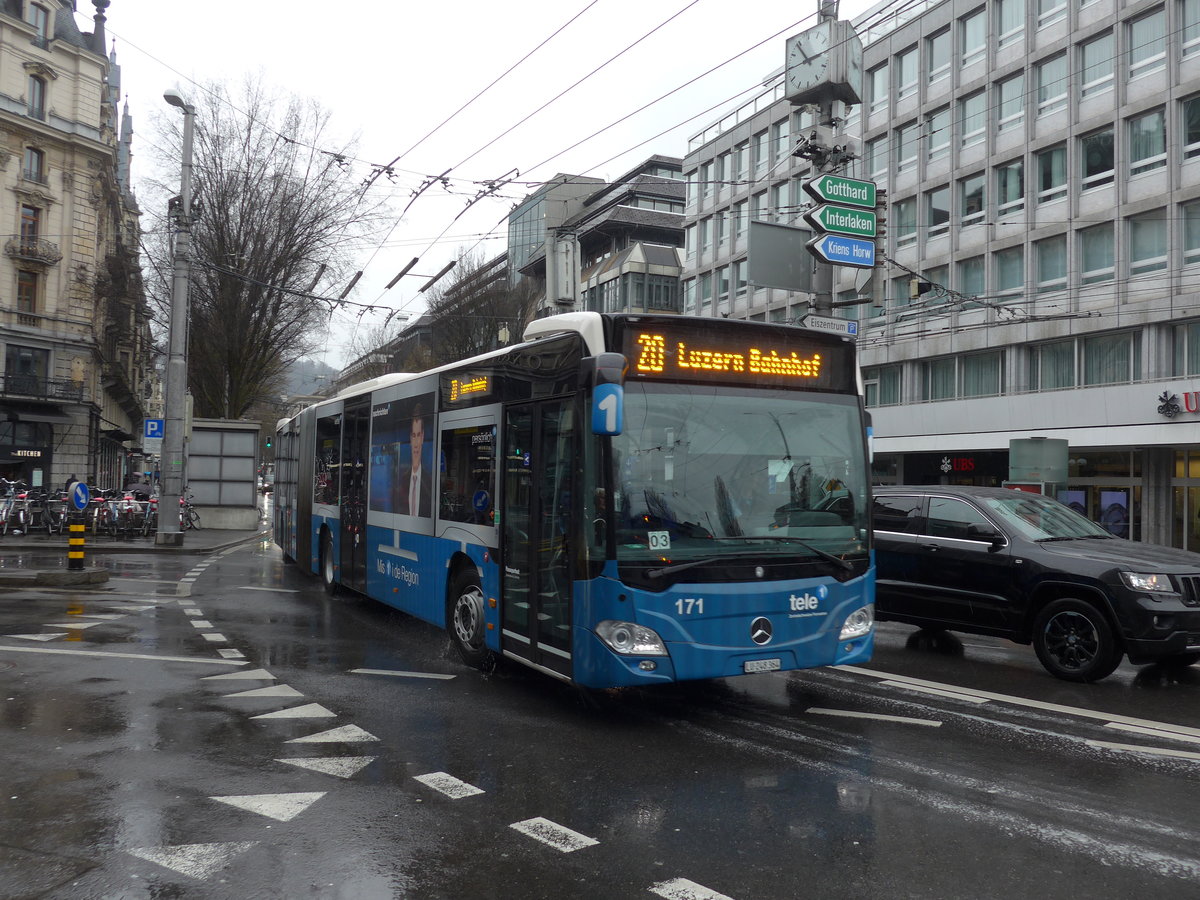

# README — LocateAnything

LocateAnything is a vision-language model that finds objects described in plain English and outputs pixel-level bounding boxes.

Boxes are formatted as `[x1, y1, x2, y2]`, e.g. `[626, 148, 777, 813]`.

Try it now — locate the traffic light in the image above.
[265, 437, 272, 449]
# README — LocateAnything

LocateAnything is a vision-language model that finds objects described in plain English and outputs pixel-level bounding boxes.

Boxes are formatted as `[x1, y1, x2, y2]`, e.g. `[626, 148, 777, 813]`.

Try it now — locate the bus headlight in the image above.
[596, 620, 668, 656]
[838, 604, 874, 640]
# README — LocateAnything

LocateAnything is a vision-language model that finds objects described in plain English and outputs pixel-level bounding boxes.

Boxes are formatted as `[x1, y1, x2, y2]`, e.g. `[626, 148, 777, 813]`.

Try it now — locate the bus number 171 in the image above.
[675, 597, 704, 615]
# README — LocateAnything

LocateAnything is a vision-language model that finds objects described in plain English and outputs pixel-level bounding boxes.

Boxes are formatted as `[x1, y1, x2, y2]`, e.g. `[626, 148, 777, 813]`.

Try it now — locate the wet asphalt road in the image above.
[3, 536, 1200, 899]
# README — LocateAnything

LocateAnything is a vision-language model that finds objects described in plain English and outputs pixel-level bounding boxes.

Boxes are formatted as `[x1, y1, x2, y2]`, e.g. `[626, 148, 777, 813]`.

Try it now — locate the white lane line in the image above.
[251, 703, 336, 720]
[190, 620, 213, 629]
[277, 756, 376, 779]
[1104, 723, 1200, 745]
[509, 817, 598, 853]
[650, 878, 736, 900]
[239, 586, 300, 593]
[414, 772, 485, 799]
[217, 648, 245, 659]
[201, 633, 227, 643]
[349, 668, 456, 680]
[1086, 740, 1200, 761]
[286, 724, 379, 744]
[107, 605, 160, 612]
[878, 680, 991, 704]
[6, 633, 69, 642]
[202, 668, 275, 681]
[223, 685, 303, 699]
[841, 665, 1200, 737]
[211, 792, 325, 822]
[127, 842, 258, 880]
[807, 707, 942, 727]
[0, 646, 246, 666]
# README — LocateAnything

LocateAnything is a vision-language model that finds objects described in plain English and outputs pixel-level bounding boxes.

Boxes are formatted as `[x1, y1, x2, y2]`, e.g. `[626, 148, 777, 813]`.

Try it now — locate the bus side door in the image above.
[339, 399, 371, 593]
[501, 399, 575, 679]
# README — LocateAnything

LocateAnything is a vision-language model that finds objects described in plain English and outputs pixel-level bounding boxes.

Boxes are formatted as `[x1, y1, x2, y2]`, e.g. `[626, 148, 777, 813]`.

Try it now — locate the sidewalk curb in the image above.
[0, 528, 271, 555]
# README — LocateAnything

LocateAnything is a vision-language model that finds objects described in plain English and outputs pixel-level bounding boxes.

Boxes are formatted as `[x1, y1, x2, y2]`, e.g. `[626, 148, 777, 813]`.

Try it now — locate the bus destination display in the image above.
[622, 326, 850, 390]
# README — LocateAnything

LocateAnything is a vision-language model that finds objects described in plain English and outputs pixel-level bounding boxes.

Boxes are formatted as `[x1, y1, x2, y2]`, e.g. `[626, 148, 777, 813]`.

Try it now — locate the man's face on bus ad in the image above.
[410, 416, 425, 467]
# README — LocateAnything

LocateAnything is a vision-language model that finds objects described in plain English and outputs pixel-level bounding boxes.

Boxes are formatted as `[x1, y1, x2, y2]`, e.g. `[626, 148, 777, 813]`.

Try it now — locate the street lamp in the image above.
[156, 88, 195, 546]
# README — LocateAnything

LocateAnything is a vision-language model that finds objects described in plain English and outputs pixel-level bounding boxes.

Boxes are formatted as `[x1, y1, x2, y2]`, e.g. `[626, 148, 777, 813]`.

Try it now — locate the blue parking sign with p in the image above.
[144, 419, 164, 439]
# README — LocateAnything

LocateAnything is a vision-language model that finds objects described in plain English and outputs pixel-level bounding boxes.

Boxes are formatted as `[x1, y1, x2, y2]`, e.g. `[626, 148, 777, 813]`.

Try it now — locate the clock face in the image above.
[786, 24, 832, 96]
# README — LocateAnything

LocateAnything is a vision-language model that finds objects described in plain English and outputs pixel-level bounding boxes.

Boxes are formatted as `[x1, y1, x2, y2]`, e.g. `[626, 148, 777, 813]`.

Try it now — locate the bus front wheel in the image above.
[320, 531, 337, 596]
[448, 569, 493, 671]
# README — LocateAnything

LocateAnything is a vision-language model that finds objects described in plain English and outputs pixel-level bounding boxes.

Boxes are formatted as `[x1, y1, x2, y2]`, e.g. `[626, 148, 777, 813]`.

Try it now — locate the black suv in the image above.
[873, 485, 1200, 682]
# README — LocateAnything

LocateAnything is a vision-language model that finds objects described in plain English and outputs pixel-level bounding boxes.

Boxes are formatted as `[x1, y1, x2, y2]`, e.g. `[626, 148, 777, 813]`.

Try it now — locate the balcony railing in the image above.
[1, 373, 85, 402]
[21, 169, 48, 186]
[4, 235, 62, 264]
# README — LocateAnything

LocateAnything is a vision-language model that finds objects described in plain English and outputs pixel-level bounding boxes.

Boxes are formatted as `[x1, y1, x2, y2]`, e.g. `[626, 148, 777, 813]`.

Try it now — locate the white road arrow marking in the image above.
[277, 756, 377, 778]
[211, 792, 326, 821]
[128, 842, 258, 880]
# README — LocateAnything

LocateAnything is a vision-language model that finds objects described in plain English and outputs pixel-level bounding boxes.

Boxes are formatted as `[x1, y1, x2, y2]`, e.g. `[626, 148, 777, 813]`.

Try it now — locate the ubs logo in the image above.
[750, 617, 773, 645]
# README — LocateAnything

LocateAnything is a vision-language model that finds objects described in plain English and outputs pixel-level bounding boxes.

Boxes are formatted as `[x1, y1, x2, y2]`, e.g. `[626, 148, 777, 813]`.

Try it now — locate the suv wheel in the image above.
[1033, 598, 1123, 682]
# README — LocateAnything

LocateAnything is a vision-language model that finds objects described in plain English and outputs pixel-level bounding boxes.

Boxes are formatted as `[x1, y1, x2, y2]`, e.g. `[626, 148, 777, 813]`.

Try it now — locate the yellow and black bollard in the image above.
[68, 517, 85, 570]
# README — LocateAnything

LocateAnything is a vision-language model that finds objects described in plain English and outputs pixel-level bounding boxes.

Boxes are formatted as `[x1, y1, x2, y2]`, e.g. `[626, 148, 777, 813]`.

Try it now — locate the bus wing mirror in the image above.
[583, 353, 627, 436]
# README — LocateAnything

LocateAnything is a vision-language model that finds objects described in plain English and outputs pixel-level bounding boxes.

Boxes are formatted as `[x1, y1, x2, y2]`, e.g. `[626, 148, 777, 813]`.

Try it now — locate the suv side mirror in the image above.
[966, 522, 1004, 547]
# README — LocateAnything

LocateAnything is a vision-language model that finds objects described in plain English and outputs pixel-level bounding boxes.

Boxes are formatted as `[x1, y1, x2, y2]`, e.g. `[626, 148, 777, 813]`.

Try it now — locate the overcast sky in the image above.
[82, 0, 875, 370]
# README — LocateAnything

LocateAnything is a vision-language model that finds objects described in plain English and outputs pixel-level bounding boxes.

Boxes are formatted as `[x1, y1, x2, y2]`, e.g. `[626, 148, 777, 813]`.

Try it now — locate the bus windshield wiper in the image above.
[646, 552, 766, 579]
[753, 536, 855, 573]
[646, 538, 855, 579]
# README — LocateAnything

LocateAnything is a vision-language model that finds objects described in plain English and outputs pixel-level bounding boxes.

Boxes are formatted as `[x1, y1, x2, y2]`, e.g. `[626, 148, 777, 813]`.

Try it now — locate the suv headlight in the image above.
[839, 604, 874, 640]
[595, 620, 668, 656]
[1120, 572, 1175, 593]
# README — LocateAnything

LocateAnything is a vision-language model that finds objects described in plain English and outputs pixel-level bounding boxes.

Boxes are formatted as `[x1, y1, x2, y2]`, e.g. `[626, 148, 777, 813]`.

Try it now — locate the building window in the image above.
[751, 191, 767, 221]
[865, 135, 887, 178]
[923, 357, 958, 400]
[1036, 234, 1068, 292]
[894, 120, 918, 171]
[752, 131, 768, 176]
[715, 266, 730, 304]
[685, 170, 698, 208]
[1129, 109, 1166, 175]
[27, 75, 45, 119]
[927, 29, 951, 83]
[699, 272, 712, 310]
[682, 279, 696, 313]
[1083, 332, 1139, 385]
[1186, 0, 1200, 56]
[16, 270, 37, 313]
[1037, 0, 1066, 27]
[961, 8, 987, 66]
[927, 185, 950, 236]
[685, 224, 696, 261]
[958, 256, 985, 302]
[733, 143, 749, 182]
[996, 0, 1025, 47]
[1185, 97, 1200, 159]
[28, 4, 49, 40]
[698, 218, 710, 255]
[963, 351, 1004, 397]
[891, 275, 912, 309]
[1129, 210, 1167, 274]
[996, 246, 1024, 294]
[732, 200, 747, 242]
[996, 160, 1024, 217]
[700, 161, 714, 200]
[893, 197, 917, 247]
[1081, 129, 1114, 189]
[863, 365, 901, 406]
[20, 204, 40, 248]
[713, 153, 728, 194]
[927, 107, 950, 161]
[770, 181, 790, 221]
[868, 63, 889, 113]
[1036, 144, 1067, 203]
[1080, 33, 1113, 97]
[959, 91, 986, 147]
[1036, 54, 1067, 115]
[715, 211, 727, 249]
[771, 118, 790, 165]
[960, 172, 985, 226]
[1080, 222, 1115, 283]
[1030, 340, 1076, 389]
[1184, 201, 1200, 264]
[895, 46, 918, 99]
[4, 344, 49, 395]
[1174, 321, 1200, 374]
[732, 260, 747, 295]
[998, 73, 1025, 130]
[1128, 8, 1166, 79]
[22, 147, 45, 184]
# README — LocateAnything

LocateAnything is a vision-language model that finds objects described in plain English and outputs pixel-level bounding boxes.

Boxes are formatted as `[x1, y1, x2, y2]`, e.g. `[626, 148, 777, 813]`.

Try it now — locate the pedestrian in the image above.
[64, 473, 77, 492]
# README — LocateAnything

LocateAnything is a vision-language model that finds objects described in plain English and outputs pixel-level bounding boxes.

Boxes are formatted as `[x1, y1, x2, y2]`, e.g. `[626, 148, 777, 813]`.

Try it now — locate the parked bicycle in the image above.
[181, 489, 200, 530]
[0, 478, 26, 536]
[43, 489, 68, 536]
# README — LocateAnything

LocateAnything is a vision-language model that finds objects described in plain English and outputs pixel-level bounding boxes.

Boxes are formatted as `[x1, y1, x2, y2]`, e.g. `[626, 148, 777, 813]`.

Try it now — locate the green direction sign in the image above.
[803, 204, 877, 238]
[803, 175, 876, 209]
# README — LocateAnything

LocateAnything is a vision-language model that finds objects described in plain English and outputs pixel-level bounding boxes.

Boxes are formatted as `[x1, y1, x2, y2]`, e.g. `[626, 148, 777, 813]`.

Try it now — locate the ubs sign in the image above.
[1156, 391, 1200, 418]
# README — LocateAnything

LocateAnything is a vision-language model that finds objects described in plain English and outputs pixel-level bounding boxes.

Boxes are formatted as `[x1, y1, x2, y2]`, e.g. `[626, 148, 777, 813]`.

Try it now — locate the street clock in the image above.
[784, 20, 864, 107]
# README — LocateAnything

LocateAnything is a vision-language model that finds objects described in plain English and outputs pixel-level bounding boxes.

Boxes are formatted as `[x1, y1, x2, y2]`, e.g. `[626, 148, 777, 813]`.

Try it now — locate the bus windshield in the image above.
[610, 383, 869, 576]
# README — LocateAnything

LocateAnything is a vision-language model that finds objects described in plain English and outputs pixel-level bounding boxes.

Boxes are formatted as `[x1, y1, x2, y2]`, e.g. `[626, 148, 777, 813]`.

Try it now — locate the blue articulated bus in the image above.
[274, 312, 874, 687]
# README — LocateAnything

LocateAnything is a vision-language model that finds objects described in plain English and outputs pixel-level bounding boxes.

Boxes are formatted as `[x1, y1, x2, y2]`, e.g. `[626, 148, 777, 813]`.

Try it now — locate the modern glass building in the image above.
[682, 0, 1200, 549]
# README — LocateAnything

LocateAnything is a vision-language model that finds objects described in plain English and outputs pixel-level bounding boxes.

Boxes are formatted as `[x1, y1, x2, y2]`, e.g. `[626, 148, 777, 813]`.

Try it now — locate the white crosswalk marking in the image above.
[128, 842, 258, 880]
[211, 792, 325, 821]
[509, 817, 598, 853]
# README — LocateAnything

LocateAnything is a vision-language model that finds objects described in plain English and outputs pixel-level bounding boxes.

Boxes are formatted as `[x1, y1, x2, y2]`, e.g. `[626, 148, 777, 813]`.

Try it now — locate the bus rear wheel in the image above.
[448, 569, 493, 671]
[320, 531, 337, 596]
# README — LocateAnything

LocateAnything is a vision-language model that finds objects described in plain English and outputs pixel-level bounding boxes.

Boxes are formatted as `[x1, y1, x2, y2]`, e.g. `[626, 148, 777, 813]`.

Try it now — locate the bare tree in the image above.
[424, 249, 536, 366]
[144, 77, 390, 418]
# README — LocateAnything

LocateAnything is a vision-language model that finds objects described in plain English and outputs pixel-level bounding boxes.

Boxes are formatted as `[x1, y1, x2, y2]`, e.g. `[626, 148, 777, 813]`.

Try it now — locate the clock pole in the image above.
[811, 0, 839, 317]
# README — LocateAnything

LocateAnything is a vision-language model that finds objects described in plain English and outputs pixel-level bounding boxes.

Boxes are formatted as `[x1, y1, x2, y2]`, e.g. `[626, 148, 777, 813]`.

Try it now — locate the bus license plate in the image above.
[744, 658, 781, 674]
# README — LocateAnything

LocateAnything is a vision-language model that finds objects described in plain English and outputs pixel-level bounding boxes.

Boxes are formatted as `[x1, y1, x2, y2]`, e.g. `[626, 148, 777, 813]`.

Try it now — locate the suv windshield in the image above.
[981, 492, 1114, 541]
[611, 383, 869, 575]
